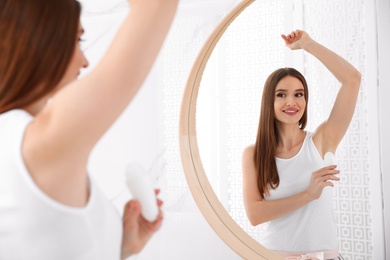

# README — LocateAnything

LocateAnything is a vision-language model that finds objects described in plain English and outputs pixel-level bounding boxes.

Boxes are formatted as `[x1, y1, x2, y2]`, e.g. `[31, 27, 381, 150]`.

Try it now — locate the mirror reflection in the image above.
[196, 0, 372, 258]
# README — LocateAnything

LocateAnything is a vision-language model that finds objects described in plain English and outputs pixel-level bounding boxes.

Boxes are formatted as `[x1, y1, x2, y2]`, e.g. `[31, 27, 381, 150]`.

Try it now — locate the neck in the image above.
[276, 123, 305, 150]
[23, 96, 49, 116]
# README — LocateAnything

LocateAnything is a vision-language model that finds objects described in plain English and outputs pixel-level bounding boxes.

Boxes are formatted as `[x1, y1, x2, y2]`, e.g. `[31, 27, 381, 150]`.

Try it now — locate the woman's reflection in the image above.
[242, 30, 361, 259]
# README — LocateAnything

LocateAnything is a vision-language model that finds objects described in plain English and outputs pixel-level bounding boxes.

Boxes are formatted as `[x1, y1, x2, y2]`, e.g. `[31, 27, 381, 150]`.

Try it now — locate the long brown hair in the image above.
[0, 0, 81, 113]
[254, 68, 308, 198]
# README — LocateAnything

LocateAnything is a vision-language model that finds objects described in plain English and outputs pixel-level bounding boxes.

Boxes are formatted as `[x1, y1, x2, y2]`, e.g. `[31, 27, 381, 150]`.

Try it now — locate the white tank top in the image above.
[260, 132, 338, 254]
[0, 110, 122, 260]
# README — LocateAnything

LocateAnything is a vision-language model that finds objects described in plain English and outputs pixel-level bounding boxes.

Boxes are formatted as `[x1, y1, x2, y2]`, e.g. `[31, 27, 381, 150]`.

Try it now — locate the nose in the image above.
[286, 97, 293, 106]
[82, 53, 89, 68]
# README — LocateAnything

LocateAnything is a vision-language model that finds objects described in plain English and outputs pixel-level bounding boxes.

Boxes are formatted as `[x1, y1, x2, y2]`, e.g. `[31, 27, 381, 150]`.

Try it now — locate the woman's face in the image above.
[273, 76, 306, 126]
[58, 21, 89, 89]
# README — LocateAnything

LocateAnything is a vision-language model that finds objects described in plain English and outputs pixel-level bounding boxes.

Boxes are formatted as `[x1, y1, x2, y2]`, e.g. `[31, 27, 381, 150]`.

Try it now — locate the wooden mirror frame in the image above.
[179, 0, 282, 259]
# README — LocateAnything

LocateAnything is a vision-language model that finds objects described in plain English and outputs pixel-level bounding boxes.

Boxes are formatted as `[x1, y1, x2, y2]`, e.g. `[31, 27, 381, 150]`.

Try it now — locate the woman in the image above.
[0, 0, 177, 259]
[242, 30, 361, 259]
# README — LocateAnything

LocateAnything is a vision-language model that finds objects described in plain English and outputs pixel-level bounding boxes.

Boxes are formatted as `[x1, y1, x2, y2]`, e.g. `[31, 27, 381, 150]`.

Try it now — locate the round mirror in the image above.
[179, 0, 281, 258]
[180, 0, 370, 258]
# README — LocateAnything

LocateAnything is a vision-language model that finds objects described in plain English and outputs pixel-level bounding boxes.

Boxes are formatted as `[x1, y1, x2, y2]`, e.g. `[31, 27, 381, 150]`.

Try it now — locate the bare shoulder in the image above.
[242, 144, 257, 183]
[242, 144, 255, 157]
[242, 144, 256, 165]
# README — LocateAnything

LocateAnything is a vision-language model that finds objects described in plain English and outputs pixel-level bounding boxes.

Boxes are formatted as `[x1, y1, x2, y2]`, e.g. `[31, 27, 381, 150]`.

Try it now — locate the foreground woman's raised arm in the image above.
[23, 0, 178, 205]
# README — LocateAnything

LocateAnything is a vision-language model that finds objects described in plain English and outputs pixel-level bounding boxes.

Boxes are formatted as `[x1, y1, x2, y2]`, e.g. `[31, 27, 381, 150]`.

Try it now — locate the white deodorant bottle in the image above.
[323, 152, 336, 167]
[125, 163, 159, 222]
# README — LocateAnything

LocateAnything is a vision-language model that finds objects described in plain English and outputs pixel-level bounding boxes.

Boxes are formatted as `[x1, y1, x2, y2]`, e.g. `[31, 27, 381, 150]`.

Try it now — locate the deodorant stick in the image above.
[125, 163, 159, 222]
[323, 152, 336, 167]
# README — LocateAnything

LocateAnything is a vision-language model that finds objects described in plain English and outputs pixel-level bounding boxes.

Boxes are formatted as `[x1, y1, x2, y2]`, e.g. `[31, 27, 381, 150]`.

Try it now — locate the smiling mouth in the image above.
[283, 109, 299, 115]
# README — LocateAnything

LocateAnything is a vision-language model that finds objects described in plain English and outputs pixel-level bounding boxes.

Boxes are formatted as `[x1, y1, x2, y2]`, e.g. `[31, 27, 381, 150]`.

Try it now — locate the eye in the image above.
[276, 93, 286, 98]
[295, 92, 304, 97]
[78, 37, 87, 52]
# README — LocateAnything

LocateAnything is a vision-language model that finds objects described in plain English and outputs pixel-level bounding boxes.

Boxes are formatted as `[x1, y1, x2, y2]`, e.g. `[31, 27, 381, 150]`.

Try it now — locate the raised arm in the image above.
[23, 1, 178, 205]
[282, 30, 361, 155]
[43, 1, 178, 158]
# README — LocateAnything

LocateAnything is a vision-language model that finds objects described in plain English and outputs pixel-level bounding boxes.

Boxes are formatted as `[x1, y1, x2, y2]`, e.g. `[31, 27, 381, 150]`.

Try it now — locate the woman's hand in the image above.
[121, 189, 163, 260]
[306, 165, 340, 200]
[281, 29, 314, 50]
